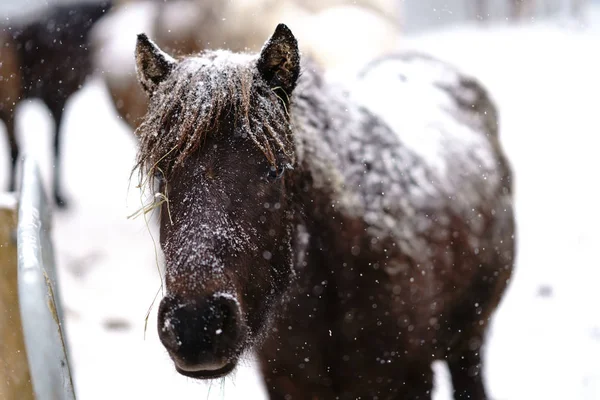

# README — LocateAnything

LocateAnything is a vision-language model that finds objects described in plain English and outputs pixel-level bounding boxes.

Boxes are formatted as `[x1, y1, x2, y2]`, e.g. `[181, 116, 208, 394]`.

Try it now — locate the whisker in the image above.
[133, 180, 166, 296]
[143, 285, 163, 340]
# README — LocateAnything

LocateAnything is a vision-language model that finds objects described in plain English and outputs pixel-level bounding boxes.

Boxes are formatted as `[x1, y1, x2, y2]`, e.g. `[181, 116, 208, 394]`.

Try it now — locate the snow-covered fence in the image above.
[0, 157, 76, 400]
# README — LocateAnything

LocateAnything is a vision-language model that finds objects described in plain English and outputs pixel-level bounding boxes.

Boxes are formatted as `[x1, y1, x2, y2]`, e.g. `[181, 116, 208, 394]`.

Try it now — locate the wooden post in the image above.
[0, 194, 35, 400]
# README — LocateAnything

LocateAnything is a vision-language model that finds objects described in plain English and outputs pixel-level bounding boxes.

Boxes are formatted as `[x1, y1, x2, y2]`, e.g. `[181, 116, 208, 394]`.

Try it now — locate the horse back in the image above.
[351, 51, 511, 214]
[345, 52, 515, 350]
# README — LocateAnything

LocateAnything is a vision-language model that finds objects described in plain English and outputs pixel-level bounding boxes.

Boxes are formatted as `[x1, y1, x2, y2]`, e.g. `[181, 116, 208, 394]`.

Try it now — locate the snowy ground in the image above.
[1, 6, 600, 400]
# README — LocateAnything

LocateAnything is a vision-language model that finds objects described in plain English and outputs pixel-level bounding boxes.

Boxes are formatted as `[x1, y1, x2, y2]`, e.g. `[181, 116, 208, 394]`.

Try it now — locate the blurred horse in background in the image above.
[0, 1, 112, 207]
[91, 0, 402, 131]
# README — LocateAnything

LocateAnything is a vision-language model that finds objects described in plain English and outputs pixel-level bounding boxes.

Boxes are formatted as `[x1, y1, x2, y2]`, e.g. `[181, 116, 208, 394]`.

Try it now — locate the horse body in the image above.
[134, 25, 514, 399]
[0, 1, 112, 206]
[258, 53, 514, 399]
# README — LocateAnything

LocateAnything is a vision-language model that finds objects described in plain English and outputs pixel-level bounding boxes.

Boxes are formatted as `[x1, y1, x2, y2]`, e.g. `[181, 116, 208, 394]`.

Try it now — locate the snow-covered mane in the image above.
[135, 46, 295, 182]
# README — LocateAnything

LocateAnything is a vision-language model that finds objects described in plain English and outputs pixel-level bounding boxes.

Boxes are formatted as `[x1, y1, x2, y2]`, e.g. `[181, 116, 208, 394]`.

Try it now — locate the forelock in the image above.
[134, 49, 296, 186]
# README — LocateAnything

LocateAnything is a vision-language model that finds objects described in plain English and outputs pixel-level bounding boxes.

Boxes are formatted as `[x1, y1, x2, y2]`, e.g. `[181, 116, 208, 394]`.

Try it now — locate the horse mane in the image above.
[135, 50, 295, 183]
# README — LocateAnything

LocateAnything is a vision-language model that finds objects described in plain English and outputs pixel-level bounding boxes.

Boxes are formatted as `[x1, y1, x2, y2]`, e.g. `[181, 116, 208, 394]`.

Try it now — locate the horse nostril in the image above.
[211, 293, 239, 340]
[157, 293, 242, 369]
[157, 295, 184, 353]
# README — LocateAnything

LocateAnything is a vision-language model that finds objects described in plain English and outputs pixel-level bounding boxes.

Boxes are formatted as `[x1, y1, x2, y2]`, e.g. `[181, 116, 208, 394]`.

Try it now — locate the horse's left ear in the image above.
[257, 24, 300, 97]
[135, 33, 177, 95]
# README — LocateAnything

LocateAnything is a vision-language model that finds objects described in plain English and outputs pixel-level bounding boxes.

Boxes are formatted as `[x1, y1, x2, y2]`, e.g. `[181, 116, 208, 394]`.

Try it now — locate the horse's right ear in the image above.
[257, 24, 300, 98]
[135, 33, 176, 95]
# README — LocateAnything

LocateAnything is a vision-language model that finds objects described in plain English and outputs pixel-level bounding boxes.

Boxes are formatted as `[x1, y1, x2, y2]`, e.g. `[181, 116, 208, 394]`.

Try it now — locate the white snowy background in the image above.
[1, 1, 600, 399]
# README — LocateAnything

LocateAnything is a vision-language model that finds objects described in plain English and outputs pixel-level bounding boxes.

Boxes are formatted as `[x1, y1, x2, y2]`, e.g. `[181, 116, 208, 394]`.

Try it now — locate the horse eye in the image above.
[266, 165, 285, 182]
[154, 170, 165, 185]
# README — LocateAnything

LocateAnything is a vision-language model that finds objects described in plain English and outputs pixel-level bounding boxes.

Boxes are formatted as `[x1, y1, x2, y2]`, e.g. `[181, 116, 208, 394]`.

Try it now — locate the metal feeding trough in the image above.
[0, 157, 76, 399]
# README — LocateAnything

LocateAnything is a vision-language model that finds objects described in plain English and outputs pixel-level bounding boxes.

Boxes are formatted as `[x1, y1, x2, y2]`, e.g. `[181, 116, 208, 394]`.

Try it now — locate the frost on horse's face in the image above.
[134, 25, 300, 378]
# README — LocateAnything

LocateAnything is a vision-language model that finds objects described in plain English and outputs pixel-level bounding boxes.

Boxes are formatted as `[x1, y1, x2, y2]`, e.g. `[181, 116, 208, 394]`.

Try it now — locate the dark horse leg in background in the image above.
[46, 98, 67, 208]
[2, 95, 68, 207]
[445, 289, 492, 400]
[1, 111, 19, 193]
[448, 333, 488, 400]
[0, 32, 21, 194]
[5, 0, 113, 208]
[446, 244, 514, 400]
[0, 98, 66, 206]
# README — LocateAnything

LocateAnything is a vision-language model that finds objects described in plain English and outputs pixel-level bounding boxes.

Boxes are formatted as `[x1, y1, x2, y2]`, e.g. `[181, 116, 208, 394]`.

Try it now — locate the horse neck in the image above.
[287, 71, 371, 251]
[286, 66, 423, 264]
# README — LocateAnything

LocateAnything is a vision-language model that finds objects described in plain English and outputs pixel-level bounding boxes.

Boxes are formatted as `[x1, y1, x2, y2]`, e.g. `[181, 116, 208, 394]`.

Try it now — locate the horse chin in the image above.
[174, 360, 237, 379]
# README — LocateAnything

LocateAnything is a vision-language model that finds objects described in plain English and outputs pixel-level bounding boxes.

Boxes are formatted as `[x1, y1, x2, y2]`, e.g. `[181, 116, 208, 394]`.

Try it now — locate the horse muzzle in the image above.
[157, 292, 244, 379]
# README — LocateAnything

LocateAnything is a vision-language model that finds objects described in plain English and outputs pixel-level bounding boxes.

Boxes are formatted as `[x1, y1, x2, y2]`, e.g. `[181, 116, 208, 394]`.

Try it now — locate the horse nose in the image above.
[157, 293, 242, 372]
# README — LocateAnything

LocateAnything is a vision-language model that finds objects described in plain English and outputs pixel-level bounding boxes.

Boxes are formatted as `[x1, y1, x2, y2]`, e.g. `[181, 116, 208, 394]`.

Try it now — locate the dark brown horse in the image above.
[0, 1, 111, 207]
[134, 24, 515, 399]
